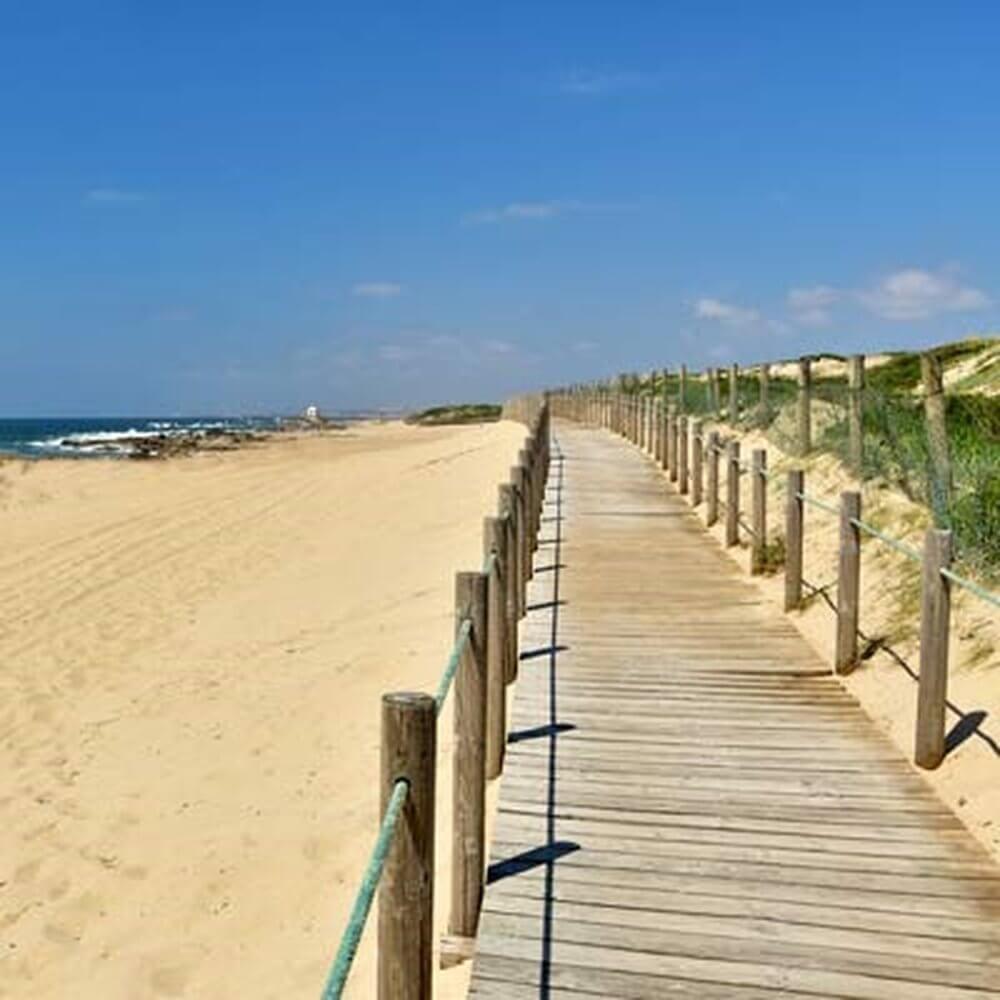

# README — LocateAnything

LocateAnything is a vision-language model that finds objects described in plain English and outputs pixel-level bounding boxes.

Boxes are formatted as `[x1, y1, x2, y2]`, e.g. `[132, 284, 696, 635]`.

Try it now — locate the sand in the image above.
[694, 418, 1000, 860]
[0, 420, 527, 999]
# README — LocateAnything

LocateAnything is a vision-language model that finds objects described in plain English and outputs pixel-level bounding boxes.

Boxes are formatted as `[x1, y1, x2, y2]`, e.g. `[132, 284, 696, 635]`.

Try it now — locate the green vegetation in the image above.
[405, 403, 502, 426]
[613, 337, 1000, 579]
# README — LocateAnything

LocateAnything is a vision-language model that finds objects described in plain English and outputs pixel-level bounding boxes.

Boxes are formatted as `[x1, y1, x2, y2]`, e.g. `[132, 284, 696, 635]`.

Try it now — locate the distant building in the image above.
[302, 404, 321, 424]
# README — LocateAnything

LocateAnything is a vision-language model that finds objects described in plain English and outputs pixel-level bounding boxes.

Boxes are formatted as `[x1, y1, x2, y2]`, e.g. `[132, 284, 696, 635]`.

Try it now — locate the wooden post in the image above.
[509, 468, 526, 617]
[707, 431, 720, 526]
[450, 571, 488, 940]
[835, 491, 861, 674]
[679, 364, 688, 413]
[728, 363, 739, 424]
[785, 470, 804, 611]
[759, 363, 770, 423]
[848, 354, 865, 476]
[659, 403, 668, 470]
[496, 497, 518, 683]
[797, 357, 812, 455]
[668, 405, 679, 482]
[516, 455, 531, 594]
[483, 517, 507, 779]
[678, 416, 689, 494]
[915, 529, 953, 770]
[691, 420, 703, 506]
[921, 351, 952, 515]
[725, 440, 740, 547]
[379, 692, 436, 1000]
[750, 449, 767, 573]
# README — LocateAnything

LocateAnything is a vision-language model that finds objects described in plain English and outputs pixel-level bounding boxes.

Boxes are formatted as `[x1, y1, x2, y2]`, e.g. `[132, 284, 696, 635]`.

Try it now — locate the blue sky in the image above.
[2, 2, 998, 415]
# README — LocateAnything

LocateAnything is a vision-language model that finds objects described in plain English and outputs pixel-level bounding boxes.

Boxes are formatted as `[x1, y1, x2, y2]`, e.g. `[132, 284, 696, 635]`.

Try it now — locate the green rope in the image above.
[435, 618, 472, 713]
[321, 778, 409, 1000]
[941, 568, 1000, 610]
[796, 491, 840, 517]
[850, 518, 922, 564]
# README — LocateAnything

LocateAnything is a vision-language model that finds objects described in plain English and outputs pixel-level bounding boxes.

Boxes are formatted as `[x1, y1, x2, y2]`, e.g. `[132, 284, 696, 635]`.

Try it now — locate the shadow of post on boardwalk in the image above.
[484, 441, 572, 998]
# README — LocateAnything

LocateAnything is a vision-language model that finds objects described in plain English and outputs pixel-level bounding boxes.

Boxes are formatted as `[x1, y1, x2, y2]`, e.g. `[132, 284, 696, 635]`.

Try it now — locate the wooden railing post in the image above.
[915, 529, 953, 770]
[797, 357, 812, 455]
[379, 692, 436, 1000]
[666, 405, 676, 479]
[751, 449, 767, 574]
[691, 420, 703, 506]
[678, 416, 689, 494]
[707, 431, 720, 526]
[679, 364, 688, 413]
[496, 493, 518, 682]
[725, 440, 740, 547]
[659, 403, 668, 470]
[509, 467, 526, 617]
[449, 571, 488, 941]
[483, 517, 507, 780]
[848, 354, 865, 475]
[728, 363, 739, 424]
[785, 470, 804, 611]
[835, 491, 861, 674]
[758, 362, 770, 423]
[515, 458, 531, 599]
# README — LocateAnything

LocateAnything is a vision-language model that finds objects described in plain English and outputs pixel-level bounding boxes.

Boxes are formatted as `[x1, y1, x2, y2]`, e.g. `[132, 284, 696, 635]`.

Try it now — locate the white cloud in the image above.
[378, 344, 417, 363]
[857, 268, 989, 321]
[85, 188, 147, 204]
[463, 201, 565, 225]
[694, 298, 759, 326]
[559, 70, 654, 96]
[352, 282, 402, 298]
[787, 285, 840, 327]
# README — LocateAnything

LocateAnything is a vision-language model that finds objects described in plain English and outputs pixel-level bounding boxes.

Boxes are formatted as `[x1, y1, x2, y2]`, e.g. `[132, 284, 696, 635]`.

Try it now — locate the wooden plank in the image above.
[468, 422, 1000, 998]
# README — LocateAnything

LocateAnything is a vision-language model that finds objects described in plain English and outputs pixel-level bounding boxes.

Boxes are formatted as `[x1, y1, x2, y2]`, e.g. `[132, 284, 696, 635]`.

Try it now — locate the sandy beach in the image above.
[0, 420, 526, 999]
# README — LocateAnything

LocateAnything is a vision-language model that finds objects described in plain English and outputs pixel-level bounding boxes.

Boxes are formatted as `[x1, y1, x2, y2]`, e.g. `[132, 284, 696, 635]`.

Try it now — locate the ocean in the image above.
[0, 417, 281, 458]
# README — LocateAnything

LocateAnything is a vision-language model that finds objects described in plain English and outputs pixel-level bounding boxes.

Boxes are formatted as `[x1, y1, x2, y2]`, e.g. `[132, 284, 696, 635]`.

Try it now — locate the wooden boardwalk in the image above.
[468, 421, 1000, 999]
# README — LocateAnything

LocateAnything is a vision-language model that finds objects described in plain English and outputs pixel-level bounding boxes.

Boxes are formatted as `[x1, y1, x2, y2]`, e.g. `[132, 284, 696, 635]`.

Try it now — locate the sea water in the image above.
[0, 417, 281, 458]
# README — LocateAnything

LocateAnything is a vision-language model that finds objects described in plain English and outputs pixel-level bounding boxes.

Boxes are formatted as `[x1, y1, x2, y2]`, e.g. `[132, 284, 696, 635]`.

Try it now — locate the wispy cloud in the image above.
[857, 268, 990, 321]
[787, 285, 840, 327]
[463, 201, 565, 225]
[352, 282, 402, 298]
[694, 298, 760, 327]
[462, 199, 629, 225]
[85, 188, 147, 204]
[558, 70, 656, 96]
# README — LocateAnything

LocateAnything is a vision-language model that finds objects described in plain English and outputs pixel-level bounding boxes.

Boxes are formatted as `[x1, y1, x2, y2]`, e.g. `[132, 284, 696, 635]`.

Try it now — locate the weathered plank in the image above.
[468, 422, 1000, 999]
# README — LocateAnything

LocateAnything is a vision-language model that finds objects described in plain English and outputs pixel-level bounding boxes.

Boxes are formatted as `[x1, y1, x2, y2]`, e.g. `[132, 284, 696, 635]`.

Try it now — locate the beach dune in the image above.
[0, 420, 527, 998]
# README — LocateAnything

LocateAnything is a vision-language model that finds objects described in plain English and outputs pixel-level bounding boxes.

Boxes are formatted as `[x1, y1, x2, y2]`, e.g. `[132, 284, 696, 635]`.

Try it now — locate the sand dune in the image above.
[0, 420, 526, 998]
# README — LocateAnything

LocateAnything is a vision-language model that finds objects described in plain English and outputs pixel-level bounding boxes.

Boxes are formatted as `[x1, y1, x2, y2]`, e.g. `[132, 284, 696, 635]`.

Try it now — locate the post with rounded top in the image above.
[706, 431, 720, 526]
[658, 402, 668, 469]
[691, 420, 704, 506]
[678, 416, 689, 494]
[751, 449, 767, 574]
[785, 470, 804, 611]
[835, 492, 862, 674]
[449, 571, 488, 941]
[725, 440, 741, 547]
[679, 364, 688, 413]
[509, 467, 527, 617]
[848, 355, 865, 475]
[728, 363, 739, 424]
[758, 363, 770, 424]
[797, 357, 812, 455]
[516, 452, 532, 584]
[497, 491, 518, 682]
[483, 517, 507, 779]
[915, 529, 953, 770]
[379, 692, 436, 1000]
[668, 405, 679, 482]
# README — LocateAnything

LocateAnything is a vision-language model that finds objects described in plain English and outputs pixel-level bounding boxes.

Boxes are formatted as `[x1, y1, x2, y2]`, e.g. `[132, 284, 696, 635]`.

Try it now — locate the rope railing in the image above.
[434, 617, 473, 713]
[321, 778, 409, 1000]
[319, 398, 552, 998]
[553, 384, 999, 774]
[942, 567, 1000, 610]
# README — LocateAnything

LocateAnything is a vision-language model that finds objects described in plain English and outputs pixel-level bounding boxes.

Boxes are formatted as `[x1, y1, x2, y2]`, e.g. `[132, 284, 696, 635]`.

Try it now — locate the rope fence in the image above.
[551, 382, 999, 773]
[321, 400, 551, 998]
